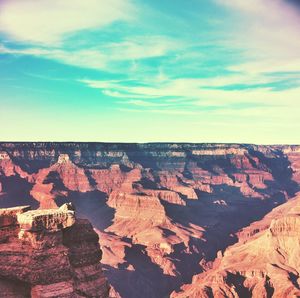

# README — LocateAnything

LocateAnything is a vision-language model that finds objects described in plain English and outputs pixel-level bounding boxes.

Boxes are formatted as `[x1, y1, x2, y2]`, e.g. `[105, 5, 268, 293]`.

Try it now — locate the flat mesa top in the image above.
[17, 204, 76, 231]
[20, 209, 65, 216]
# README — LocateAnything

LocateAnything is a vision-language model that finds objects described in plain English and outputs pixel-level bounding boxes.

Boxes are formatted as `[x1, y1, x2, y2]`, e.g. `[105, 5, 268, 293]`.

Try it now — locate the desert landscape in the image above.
[1, 0, 300, 297]
[0, 142, 299, 297]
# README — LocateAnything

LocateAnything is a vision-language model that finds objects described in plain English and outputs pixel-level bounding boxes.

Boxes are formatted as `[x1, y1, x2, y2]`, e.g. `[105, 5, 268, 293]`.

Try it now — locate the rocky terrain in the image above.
[0, 142, 299, 297]
[0, 202, 109, 297]
[171, 193, 300, 298]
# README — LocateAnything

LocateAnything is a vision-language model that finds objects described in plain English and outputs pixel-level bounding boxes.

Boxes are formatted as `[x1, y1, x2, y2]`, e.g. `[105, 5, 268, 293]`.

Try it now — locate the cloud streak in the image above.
[0, 35, 178, 71]
[216, 0, 300, 74]
[1, 0, 299, 143]
[0, 0, 134, 45]
[80, 77, 300, 108]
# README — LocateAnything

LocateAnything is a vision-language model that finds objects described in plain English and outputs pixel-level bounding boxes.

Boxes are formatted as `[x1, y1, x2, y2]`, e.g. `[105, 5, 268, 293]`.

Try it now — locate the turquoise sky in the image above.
[0, 0, 300, 143]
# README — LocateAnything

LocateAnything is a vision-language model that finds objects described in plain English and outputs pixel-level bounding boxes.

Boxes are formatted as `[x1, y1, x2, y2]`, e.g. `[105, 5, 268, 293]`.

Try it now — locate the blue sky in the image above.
[0, 0, 300, 143]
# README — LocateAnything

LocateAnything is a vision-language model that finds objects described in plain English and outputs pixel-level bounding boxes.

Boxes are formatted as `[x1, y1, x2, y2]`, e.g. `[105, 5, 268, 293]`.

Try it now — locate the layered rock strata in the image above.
[0, 143, 300, 297]
[171, 194, 300, 298]
[0, 203, 109, 298]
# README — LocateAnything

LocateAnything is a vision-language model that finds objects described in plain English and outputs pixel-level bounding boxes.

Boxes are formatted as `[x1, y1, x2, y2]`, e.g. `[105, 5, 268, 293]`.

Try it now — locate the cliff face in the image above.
[0, 142, 299, 297]
[0, 203, 109, 298]
[171, 193, 300, 298]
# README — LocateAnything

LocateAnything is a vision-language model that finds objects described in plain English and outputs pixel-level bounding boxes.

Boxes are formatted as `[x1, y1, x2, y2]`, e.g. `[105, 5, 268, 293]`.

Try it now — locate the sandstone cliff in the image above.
[0, 143, 299, 297]
[171, 193, 300, 298]
[0, 203, 109, 298]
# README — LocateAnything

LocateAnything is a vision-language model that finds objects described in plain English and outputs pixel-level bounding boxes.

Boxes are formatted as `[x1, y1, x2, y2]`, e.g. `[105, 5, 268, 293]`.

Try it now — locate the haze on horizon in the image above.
[0, 0, 300, 144]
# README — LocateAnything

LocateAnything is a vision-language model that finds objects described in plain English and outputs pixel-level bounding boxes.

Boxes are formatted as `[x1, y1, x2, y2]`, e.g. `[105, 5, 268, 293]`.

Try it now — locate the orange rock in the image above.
[0, 203, 110, 298]
[171, 194, 300, 298]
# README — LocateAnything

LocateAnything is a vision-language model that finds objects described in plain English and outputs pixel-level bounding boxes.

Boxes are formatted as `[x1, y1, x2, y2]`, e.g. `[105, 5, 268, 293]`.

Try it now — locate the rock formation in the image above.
[171, 193, 300, 298]
[0, 142, 299, 297]
[0, 203, 109, 298]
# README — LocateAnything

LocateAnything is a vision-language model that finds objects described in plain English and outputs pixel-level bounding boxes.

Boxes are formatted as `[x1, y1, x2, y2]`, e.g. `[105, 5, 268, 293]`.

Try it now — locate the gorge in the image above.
[0, 142, 299, 298]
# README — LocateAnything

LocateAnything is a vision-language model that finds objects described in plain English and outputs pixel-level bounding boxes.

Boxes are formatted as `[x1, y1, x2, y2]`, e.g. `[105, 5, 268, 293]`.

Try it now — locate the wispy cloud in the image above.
[0, 45, 108, 69]
[118, 108, 200, 115]
[0, 0, 134, 45]
[215, 0, 300, 74]
[1, 0, 299, 143]
[0, 35, 178, 71]
[118, 99, 171, 107]
[79, 77, 300, 108]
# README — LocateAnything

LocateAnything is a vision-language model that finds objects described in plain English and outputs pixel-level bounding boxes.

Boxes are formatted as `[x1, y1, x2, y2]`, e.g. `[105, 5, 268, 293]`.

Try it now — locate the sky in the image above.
[0, 0, 300, 144]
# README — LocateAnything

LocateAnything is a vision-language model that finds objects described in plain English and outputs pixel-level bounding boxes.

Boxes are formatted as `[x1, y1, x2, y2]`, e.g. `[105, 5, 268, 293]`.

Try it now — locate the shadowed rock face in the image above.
[0, 203, 109, 298]
[171, 193, 300, 298]
[0, 142, 300, 297]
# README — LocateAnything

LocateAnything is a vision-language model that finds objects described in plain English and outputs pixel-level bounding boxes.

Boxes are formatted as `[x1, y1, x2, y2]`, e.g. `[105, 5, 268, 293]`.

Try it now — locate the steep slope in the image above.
[30, 153, 92, 208]
[0, 203, 110, 298]
[172, 193, 300, 298]
[0, 143, 299, 297]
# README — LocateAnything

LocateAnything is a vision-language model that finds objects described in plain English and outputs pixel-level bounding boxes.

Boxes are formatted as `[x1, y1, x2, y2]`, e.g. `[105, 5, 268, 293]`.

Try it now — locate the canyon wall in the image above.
[0, 203, 109, 298]
[171, 193, 300, 298]
[0, 142, 299, 297]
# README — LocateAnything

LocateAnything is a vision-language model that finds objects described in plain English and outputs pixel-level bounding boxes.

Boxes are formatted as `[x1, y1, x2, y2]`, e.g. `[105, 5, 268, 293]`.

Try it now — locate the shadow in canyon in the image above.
[56, 190, 115, 231]
[160, 183, 292, 295]
[0, 175, 38, 209]
[104, 243, 178, 298]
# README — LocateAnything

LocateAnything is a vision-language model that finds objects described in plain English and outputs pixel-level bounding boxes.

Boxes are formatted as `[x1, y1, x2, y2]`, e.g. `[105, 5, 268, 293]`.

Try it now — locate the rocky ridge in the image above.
[171, 193, 300, 298]
[0, 143, 300, 297]
[0, 203, 109, 298]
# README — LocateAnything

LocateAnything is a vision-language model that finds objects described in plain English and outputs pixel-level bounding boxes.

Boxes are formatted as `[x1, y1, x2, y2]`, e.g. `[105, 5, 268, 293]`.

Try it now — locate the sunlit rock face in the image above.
[0, 203, 110, 298]
[0, 142, 299, 297]
[171, 193, 300, 298]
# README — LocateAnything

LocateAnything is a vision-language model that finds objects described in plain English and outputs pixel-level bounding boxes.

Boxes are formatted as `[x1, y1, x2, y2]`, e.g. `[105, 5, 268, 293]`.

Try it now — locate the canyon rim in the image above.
[1, 0, 300, 297]
[0, 143, 300, 297]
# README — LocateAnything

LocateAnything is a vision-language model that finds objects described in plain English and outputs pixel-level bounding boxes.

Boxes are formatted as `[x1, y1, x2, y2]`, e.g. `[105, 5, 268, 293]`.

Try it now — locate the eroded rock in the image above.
[0, 203, 110, 298]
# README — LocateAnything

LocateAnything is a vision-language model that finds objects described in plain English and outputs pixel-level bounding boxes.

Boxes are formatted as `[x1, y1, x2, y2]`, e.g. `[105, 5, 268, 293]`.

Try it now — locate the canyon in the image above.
[0, 203, 109, 297]
[0, 142, 299, 297]
[171, 193, 300, 298]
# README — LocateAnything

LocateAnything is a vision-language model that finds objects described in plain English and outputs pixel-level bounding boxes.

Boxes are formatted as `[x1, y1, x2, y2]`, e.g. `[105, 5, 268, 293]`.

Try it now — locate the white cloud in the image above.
[118, 100, 171, 107]
[0, 35, 177, 70]
[80, 77, 300, 108]
[118, 108, 200, 115]
[78, 76, 300, 139]
[103, 36, 179, 61]
[0, 0, 134, 45]
[229, 59, 300, 75]
[0, 45, 107, 69]
[215, 0, 300, 74]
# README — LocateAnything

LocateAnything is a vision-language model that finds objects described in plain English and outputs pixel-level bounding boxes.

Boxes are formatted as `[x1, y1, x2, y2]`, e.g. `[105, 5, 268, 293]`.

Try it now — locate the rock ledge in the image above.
[0, 203, 110, 298]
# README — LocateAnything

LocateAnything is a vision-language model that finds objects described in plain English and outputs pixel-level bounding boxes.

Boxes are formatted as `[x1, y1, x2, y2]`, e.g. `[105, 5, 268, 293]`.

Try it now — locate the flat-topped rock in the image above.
[0, 203, 110, 298]
[17, 203, 75, 232]
[0, 206, 31, 227]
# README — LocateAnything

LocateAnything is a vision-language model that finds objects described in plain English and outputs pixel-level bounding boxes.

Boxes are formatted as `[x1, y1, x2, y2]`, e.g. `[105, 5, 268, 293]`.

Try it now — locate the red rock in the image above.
[54, 154, 92, 192]
[17, 204, 75, 232]
[0, 151, 29, 178]
[1, 143, 300, 297]
[171, 194, 300, 298]
[30, 154, 92, 208]
[158, 171, 198, 199]
[284, 147, 300, 184]
[143, 189, 186, 205]
[0, 203, 110, 298]
[107, 192, 166, 226]
[98, 231, 132, 268]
